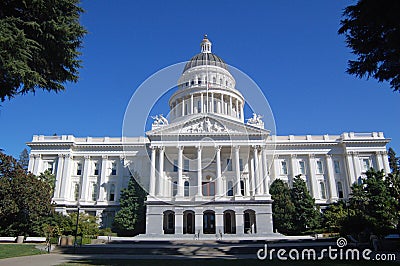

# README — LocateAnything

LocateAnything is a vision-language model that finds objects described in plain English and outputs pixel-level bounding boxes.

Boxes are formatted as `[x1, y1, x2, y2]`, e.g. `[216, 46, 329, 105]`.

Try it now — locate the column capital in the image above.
[234, 145, 240, 151]
[290, 154, 297, 158]
[273, 154, 279, 159]
[308, 153, 315, 159]
[102, 155, 108, 160]
[177, 145, 184, 151]
[382, 150, 388, 155]
[158, 146, 165, 151]
[215, 145, 221, 152]
[119, 155, 126, 161]
[325, 154, 332, 158]
[196, 145, 202, 151]
[251, 145, 259, 150]
[84, 155, 90, 160]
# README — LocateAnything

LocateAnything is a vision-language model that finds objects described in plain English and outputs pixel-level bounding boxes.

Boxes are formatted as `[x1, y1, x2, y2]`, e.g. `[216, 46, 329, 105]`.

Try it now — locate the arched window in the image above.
[212, 77, 216, 84]
[163, 211, 175, 234]
[227, 181, 233, 196]
[184, 181, 189, 197]
[337, 182, 344, 199]
[109, 184, 115, 201]
[319, 181, 326, 199]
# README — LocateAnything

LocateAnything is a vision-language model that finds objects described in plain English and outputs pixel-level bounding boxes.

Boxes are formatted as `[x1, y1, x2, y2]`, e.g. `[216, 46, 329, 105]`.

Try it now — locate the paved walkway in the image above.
[0, 253, 79, 266]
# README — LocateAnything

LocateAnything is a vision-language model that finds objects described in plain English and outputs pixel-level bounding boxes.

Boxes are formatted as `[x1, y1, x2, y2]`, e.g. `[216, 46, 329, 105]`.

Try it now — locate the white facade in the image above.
[27, 36, 391, 237]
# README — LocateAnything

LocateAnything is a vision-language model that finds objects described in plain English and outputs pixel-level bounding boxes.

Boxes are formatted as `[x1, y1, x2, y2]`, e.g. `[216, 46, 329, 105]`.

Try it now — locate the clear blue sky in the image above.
[1, 0, 399, 158]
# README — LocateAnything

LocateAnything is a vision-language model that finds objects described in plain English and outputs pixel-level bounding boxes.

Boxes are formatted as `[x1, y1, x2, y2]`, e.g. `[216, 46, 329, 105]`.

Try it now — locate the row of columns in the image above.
[149, 145, 271, 198]
[171, 92, 244, 120]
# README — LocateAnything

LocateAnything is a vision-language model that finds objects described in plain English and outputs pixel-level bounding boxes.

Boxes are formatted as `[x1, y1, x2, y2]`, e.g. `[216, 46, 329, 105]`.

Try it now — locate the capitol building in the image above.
[27, 36, 391, 237]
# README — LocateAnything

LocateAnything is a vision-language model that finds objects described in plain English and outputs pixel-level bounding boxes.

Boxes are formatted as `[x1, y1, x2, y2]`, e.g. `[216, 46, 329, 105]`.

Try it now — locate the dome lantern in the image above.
[201, 34, 212, 53]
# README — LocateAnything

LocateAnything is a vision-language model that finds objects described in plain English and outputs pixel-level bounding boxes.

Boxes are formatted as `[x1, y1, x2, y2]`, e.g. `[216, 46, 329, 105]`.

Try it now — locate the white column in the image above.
[32, 154, 41, 175]
[229, 96, 232, 116]
[60, 154, 71, 200]
[245, 177, 250, 197]
[98, 155, 108, 201]
[216, 146, 222, 196]
[289, 154, 297, 187]
[80, 155, 91, 201]
[200, 93, 204, 113]
[177, 146, 184, 197]
[234, 146, 241, 196]
[197, 146, 202, 196]
[54, 155, 65, 199]
[253, 147, 260, 195]
[157, 147, 165, 197]
[262, 147, 270, 195]
[115, 156, 124, 202]
[382, 151, 390, 174]
[307, 154, 318, 199]
[325, 154, 338, 202]
[211, 92, 214, 113]
[376, 151, 384, 171]
[239, 102, 242, 120]
[345, 151, 356, 186]
[181, 98, 185, 116]
[191, 94, 194, 114]
[352, 152, 361, 179]
[149, 147, 156, 196]
[250, 154, 255, 196]
[220, 94, 224, 114]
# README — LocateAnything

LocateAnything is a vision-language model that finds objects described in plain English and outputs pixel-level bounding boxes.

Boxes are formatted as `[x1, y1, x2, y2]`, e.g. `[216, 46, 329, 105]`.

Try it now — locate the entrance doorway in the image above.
[223, 210, 236, 234]
[203, 210, 215, 234]
[183, 210, 195, 234]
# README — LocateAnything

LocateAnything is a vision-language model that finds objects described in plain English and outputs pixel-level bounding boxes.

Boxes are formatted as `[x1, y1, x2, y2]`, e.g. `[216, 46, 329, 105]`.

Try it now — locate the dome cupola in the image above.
[169, 35, 245, 123]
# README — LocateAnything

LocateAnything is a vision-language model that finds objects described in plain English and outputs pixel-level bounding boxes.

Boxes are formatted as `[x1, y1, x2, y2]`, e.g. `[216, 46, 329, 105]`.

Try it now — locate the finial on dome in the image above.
[201, 34, 212, 53]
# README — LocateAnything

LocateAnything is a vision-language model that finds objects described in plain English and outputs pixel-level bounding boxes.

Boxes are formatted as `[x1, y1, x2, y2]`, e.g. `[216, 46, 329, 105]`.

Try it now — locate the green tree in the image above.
[38, 169, 56, 196]
[0, 151, 53, 236]
[113, 172, 147, 236]
[345, 169, 398, 237]
[69, 212, 99, 238]
[18, 148, 29, 173]
[270, 179, 295, 234]
[290, 175, 321, 234]
[323, 201, 353, 233]
[338, 0, 400, 92]
[388, 148, 399, 173]
[0, 0, 87, 101]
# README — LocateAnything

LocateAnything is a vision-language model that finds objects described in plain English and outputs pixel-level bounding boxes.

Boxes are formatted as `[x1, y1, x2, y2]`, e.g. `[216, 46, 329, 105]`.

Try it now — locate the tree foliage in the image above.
[38, 169, 56, 197]
[270, 179, 296, 234]
[0, 0, 87, 101]
[344, 169, 398, 237]
[323, 201, 353, 233]
[0, 151, 53, 236]
[69, 212, 99, 238]
[388, 148, 399, 174]
[338, 0, 400, 92]
[113, 172, 147, 236]
[18, 148, 29, 173]
[290, 175, 322, 233]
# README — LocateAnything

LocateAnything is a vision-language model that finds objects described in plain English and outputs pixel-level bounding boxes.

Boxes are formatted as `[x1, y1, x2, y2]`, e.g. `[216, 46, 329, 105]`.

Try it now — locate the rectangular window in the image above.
[94, 163, 99, 175]
[227, 159, 232, 171]
[316, 160, 323, 174]
[202, 182, 215, 196]
[111, 162, 117, 175]
[227, 181, 233, 196]
[334, 160, 340, 174]
[184, 159, 189, 172]
[173, 181, 178, 196]
[239, 159, 244, 171]
[74, 183, 80, 201]
[281, 161, 288, 175]
[109, 184, 115, 201]
[46, 161, 54, 173]
[362, 158, 370, 171]
[76, 163, 82, 176]
[91, 183, 97, 201]
[299, 161, 306, 174]
[198, 101, 201, 113]
[173, 160, 178, 172]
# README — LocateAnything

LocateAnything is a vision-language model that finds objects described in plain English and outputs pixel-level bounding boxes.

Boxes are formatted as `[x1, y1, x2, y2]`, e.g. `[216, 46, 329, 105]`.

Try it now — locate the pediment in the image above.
[146, 114, 269, 137]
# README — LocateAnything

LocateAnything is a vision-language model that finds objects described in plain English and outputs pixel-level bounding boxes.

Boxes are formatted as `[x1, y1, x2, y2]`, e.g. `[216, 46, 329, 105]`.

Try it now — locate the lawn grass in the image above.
[0, 244, 46, 259]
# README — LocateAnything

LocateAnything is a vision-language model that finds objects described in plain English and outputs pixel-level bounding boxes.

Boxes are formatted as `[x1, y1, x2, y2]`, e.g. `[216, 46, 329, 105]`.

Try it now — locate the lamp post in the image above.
[74, 202, 80, 252]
